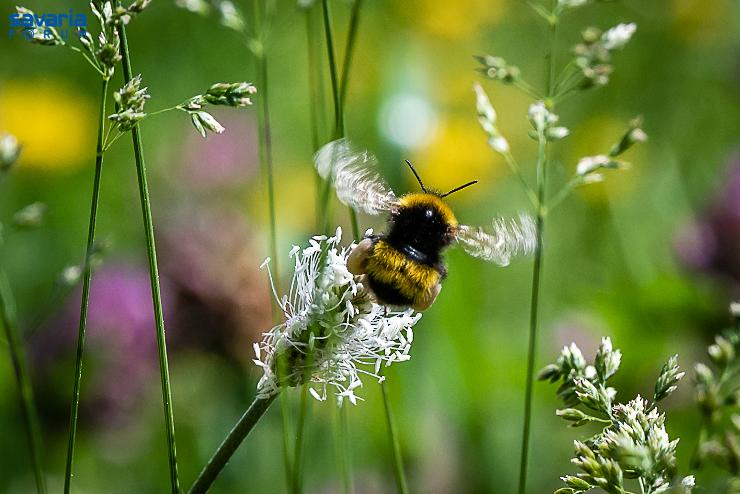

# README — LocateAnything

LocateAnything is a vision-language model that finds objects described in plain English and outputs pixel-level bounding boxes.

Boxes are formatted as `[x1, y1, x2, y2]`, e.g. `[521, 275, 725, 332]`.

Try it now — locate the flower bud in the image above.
[0, 133, 21, 171]
[13, 202, 47, 229]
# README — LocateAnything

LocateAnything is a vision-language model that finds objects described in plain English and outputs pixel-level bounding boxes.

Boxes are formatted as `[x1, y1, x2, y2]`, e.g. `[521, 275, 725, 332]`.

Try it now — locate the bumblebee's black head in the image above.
[383, 160, 478, 265]
[385, 193, 457, 264]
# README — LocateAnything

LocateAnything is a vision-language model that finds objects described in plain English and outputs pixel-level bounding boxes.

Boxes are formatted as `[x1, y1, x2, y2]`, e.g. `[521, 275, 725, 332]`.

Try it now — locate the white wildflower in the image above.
[528, 101, 562, 138]
[602, 23, 637, 50]
[474, 83, 510, 154]
[558, 0, 589, 8]
[254, 228, 422, 405]
[0, 133, 21, 170]
[576, 154, 611, 176]
[547, 126, 570, 140]
[175, 0, 210, 14]
[730, 301, 740, 318]
[218, 0, 245, 32]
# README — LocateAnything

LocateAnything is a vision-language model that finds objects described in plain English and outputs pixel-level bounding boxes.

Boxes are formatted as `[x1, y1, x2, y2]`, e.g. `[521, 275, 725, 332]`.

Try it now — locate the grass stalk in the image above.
[516, 15, 558, 494]
[63, 77, 109, 494]
[0, 269, 46, 494]
[279, 392, 294, 491]
[116, 19, 180, 494]
[380, 373, 408, 494]
[291, 384, 310, 494]
[187, 394, 278, 494]
[339, 0, 362, 111]
[252, 3, 288, 488]
[256, 52, 279, 283]
[321, 0, 342, 139]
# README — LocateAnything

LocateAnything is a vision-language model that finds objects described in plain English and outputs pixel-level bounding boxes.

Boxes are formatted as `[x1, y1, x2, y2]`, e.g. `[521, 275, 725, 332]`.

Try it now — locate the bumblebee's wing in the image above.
[314, 138, 398, 216]
[456, 214, 536, 266]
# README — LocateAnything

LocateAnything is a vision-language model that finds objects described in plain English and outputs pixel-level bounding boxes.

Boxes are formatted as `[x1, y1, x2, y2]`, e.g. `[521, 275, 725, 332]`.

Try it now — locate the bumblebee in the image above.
[315, 139, 535, 311]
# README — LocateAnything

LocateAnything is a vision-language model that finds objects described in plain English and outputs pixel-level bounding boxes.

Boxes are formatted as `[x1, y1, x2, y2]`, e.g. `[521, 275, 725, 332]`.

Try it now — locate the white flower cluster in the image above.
[574, 23, 637, 87]
[473, 83, 510, 154]
[528, 101, 569, 141]
[253, 228, 421, 406]
[543, 339, 691, 494]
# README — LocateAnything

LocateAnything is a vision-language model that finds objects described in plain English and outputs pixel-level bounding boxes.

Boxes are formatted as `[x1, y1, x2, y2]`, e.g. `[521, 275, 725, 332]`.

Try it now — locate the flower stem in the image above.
[279, 392, 294, 490]
[319, 0, 362, 239]
[340, 405, 354, 493]
[380, 374, 408, 494]
[339, 0, 362, 111]
[187, 394, 278, 494]
[321, 0, 342, 139]
[256, 51, 279, 283]
[116, 19, 180, 494]
[291, 384, 310, 494]
[0, 269, 46, 494]
[63, 77, 108, 494]
[517, 14, 558, 494]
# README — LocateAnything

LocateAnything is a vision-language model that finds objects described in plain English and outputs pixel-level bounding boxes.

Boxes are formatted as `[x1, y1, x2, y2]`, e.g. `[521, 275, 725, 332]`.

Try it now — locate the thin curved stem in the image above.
[64, 77, 108, 494]
[517, 12, 558, 494]
[0, 269, 46, 494]
[187, 394, 278, 494]
[116, 19, 180, 494]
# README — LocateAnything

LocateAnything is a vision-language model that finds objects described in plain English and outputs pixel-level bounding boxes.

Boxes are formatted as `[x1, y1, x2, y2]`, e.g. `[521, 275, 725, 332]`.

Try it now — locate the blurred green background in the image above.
[1, 0, 740, 492]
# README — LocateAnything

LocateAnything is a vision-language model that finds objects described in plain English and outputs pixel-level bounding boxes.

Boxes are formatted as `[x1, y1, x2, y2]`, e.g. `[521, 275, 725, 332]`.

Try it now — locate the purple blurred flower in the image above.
[32, 263, 175, 426]
[177, 110, 259, 190]
[675, 153, 740, 295]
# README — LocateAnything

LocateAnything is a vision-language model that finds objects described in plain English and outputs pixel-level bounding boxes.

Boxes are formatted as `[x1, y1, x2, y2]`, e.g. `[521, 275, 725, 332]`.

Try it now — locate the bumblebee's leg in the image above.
[412, 283, 442, 312]
[347, 238, 374, 275]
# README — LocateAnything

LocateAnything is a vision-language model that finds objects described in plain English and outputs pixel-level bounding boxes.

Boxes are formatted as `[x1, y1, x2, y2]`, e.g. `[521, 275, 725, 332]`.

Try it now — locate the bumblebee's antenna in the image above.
[404, 160, 427, 192]
[441, 180, 478, 198]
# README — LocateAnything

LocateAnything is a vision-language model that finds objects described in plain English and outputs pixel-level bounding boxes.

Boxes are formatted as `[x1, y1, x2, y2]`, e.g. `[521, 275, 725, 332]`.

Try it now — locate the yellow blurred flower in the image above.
[401, 0, 508, 39]
[670, 0, 732, 43]
[566, 115, 647, 204]
[411, 115, 506, 201]
[0, 79, 94, 172]
[248, 164, 318, 233]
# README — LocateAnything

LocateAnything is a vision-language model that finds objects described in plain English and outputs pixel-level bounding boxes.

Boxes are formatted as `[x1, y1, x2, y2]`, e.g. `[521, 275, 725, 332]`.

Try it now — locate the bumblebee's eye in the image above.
[425, 209, 434, 219]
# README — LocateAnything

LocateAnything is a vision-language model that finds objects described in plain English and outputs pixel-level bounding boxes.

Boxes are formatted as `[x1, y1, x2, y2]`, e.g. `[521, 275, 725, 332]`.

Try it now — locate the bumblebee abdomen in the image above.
[365, 240, 441, 307]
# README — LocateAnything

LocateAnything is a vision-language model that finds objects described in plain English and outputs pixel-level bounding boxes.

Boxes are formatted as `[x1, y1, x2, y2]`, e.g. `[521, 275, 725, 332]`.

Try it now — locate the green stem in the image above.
[116, 19, 180, 494]
[0, 270, 46, 494]
[292, 384, 310, 494]
[256, 53, 279, 285]
[305, 5, 325, 229]
[516, 139, 547, 494]
[187, 394, 277, 494]
[320, 0, 362, 241]
[501, 151, 539, 208]
[279, 392, 294, 491]
[339, 0, 362, 110]
[321, 0, 341, 139]
[380, 375, 408, 494]
[63, 77, 108, 494]
[333, 403, 353, 494]
[517, 13, 558, 494]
